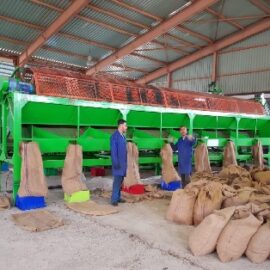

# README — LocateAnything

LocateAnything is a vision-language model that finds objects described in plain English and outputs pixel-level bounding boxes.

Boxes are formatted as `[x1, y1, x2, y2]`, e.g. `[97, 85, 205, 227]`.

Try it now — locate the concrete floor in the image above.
[1, 173, 270, 270]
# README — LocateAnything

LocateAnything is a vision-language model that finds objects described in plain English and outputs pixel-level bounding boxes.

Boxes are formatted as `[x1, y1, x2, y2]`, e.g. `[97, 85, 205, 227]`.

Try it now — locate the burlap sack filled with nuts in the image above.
[193, 181, 224, 225]
[246, 220, 270, 263]
[189, 207, 236, 256]
[123, 142, 142, 187]
[18, 142, 48, 197]
[194, 143, 211, 173]
[223, 141, 237, 168]
[160, 144, 180, 183]
[216, 206, 263, 262]
[252, 141, 264, 170]
[61, 144, 87, 195]
[253, 171, 270, 185]
[166, 188, 197, 225]
[219, 165, 252, 189]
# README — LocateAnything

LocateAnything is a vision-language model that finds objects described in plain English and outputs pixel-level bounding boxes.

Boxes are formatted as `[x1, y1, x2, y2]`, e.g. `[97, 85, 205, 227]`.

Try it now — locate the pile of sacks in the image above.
[166, 164, 270, 263]
[166, 179, 234, 225]
[189, 203, 270, 263]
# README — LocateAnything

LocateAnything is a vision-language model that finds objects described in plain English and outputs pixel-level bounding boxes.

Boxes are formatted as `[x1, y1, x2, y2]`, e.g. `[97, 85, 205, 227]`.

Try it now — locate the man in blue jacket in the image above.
[171, 126, 196, 187]
[110, 119, 128, 206]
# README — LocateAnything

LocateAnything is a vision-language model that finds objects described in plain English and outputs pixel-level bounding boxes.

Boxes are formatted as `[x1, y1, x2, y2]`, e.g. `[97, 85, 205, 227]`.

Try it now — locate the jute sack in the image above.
[194, 143, 211, 173]
[189, 206, 235, 256]
[253, 171, 270, 185]
[216, 212, 262, 262]
[18, 142, 48, 197]
[166, 188, 197, 225]
[123, 142, 142, 187]
[61, 144, 87, 195]
[219, 165, 251, 181]
[252, 141, 264, 170]
[193, 181, 223, 225]
[231, 176, 253, 189]
[222, 187, 256, 208]
[246, 221, 270, 263]
[160, 144, 181, 183]
[223, 141, 237, 168]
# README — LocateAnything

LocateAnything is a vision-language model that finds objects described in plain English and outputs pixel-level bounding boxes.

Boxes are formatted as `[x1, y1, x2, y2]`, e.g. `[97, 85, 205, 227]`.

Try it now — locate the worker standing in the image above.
[110, 119, 128, 206]
[171, 126, 196, 187]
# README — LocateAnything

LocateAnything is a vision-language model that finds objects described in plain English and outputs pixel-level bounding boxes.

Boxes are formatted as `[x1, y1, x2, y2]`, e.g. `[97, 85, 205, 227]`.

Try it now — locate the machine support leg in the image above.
[12, 95, 23, 199]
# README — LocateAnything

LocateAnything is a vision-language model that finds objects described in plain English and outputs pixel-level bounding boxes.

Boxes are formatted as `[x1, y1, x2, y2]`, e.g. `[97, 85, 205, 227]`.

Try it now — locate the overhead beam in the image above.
[86, 0, 218, 75]
[111, 0, 213, 44]
[206, 8, 244, 30]
[30, 0, 190, 54]
[137, 18, 270, 84]
[0, 15, 115, 52]
[249, 0, 270, 14]
[18, 0, 89, 66]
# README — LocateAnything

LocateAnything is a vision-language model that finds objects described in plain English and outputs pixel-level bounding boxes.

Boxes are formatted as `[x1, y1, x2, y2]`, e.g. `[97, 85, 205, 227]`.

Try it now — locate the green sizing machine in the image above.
[1, 68, 270, 198]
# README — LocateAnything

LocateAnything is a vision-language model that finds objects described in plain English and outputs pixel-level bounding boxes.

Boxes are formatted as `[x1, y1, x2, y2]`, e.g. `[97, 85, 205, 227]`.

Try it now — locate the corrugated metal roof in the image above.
[91, 0, 155, 26]
[61, 17, 128, 48]
[182, 11, 216, 39]
[134, 49, 181, 63]
[123, 0, 188, 19]
[80, 7, 142, 35]
[168, 28, 207, 47]
[33, 48, 87, 68]
[0, 19, 40, 42]
[0, 0, 59, 27]
[0, 40, 25, 54]
[211, 0, 265, 28]
[45, 35, 108, 59]
[115, 54, 159, 71]
[42, 0, 71, 9]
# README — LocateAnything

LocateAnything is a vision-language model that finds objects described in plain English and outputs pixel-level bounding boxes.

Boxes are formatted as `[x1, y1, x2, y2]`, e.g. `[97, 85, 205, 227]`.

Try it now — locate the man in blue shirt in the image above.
[110, 119, 128, 206]
[172, 126, 196, 187]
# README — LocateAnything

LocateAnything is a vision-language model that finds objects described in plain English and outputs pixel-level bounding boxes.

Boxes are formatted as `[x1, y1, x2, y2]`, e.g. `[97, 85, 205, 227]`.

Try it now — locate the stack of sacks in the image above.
[160, 144, 181, 183]
[194, 143, 211, 173]
[166, 180, 230, 225]
[189, 203, 270, 263]
[61, 144, 88, 196]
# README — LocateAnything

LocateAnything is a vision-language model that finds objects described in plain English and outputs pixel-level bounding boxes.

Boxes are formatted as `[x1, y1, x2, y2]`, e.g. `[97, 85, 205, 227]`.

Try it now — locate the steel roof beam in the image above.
[206, 8, 244, 30]
[0, 15, 115, 52]
[18, 0, 89, 66]
[136, 18, 270, 84]
[249, 0, 270, 14]
[111, 0, 214, 44]
[86, 0, 218, 75]
[30, 0, 188, 54]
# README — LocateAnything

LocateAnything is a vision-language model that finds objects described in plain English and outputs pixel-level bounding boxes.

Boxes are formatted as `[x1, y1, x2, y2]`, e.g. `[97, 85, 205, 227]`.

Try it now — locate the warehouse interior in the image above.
[0, 0, 270, 270]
